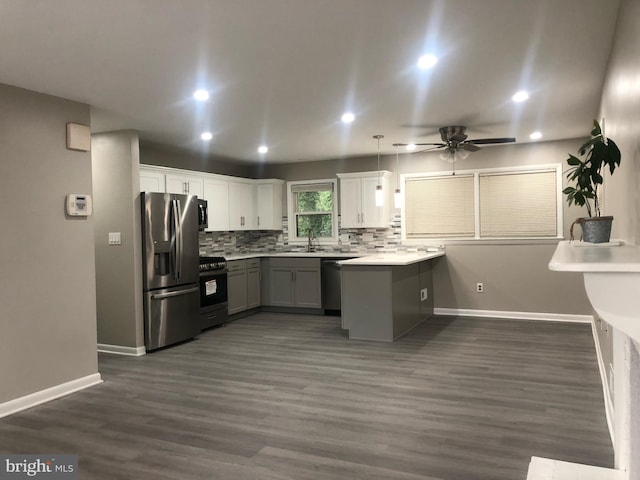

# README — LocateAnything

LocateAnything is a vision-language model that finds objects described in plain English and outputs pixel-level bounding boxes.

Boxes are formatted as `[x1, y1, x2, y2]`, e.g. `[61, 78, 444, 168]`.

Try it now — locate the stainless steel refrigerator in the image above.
[141, 192, 200, 351]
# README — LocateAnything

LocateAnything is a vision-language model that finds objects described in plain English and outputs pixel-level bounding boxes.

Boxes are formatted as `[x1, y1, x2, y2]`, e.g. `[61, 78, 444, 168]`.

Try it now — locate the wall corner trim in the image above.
[434, 308, 593, 323]
[0, 373, 103, 419]
[590, 320, 615, 446]
[97, 344, 146, 356]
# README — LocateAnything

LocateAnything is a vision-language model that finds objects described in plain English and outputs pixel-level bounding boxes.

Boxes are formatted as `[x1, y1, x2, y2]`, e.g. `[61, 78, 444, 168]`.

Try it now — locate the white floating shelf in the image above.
[549, 241, 640, 344]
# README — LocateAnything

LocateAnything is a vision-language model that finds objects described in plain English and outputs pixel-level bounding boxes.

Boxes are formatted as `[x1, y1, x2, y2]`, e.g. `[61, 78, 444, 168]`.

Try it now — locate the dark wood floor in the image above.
[1, 314, 613, 479]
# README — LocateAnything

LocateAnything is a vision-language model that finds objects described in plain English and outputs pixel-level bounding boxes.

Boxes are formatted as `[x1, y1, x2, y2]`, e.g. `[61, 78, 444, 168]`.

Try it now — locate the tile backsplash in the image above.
[199, 214, 440, 256]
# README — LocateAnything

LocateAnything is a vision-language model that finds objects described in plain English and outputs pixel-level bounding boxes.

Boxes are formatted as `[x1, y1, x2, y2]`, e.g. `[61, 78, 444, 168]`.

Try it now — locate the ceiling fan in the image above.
[399, 126, 516, 159]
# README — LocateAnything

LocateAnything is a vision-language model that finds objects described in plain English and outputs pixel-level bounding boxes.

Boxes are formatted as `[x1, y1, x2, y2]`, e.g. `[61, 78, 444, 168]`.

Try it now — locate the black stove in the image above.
[199, 256, 227, 272]
[198, 256, 228, 330]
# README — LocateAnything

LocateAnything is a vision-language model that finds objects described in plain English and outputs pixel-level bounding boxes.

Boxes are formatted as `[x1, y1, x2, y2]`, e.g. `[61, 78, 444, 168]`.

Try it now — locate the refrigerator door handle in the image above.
[171, 199, 182, 279]
[150, 286, 199, 300]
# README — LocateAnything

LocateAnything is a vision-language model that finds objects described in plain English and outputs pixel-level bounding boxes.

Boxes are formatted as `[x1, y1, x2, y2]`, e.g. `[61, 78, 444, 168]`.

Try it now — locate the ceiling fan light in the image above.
[405, 143, 416, 151]
[440, 149, 469, 162]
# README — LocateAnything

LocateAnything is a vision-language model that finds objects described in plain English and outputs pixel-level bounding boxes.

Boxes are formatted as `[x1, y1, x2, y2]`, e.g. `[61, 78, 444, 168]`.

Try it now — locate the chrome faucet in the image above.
[307, 228, 315, 252]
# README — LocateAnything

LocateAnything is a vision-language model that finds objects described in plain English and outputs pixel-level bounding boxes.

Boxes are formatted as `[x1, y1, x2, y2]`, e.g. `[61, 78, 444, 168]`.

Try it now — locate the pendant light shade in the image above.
[375, 185, 384, 207]
[373, 134, 384, 207]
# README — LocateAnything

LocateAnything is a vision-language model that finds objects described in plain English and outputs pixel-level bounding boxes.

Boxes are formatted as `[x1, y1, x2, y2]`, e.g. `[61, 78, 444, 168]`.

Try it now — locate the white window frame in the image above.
[287, 178, 339, 244]
[400, 164, 563, 244]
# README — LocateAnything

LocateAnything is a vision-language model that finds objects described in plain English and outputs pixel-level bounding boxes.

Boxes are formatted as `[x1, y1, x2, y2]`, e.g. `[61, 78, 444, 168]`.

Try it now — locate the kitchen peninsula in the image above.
[339, 251, 445, 342]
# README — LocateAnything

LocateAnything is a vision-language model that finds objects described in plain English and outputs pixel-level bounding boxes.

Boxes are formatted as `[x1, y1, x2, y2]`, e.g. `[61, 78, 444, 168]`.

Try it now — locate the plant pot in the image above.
[570, 216, 614, 243]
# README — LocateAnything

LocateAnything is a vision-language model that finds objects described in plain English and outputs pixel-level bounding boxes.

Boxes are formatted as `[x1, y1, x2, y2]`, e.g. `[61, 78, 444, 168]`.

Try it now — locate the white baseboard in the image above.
[0, 373, 103, 419]
[591, 319, 615, 445]
[97, 343, 146, 356]
[434, 308, 592, 323]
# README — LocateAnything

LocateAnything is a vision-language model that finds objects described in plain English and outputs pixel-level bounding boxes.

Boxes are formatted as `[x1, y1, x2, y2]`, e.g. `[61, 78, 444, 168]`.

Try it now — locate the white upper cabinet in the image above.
[255, 180, 284, 230]
[337, 171, 391, 228]
[139, 164, 284, 232]
[202, 178, 230, 231]
[165, 172, 203, 198]
[139, 168, 165, 193]
[229, 181, 256, 230]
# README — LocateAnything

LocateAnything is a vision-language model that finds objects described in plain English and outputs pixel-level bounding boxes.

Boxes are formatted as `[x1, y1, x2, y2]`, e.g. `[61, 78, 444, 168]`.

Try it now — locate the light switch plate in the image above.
[108, 232, 121, 245]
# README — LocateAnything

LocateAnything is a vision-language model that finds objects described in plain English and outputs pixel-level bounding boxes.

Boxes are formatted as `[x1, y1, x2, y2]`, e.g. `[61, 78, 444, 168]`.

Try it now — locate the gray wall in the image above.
[140, 141, 255, 178]
[257, 139, 593, 316]
[597, 0, 640, 474]
[92, 131, 144, 348]
[0, 83, 99, 403]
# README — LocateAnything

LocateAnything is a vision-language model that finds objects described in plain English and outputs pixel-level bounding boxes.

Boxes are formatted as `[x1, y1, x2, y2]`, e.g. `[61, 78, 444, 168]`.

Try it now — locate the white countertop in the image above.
[338, 251, 445, 266]
[549, 240, 640, 272]
[222, 251, 445, 265]
[224, 252, 360, 261]
[549, 241, 640, 345]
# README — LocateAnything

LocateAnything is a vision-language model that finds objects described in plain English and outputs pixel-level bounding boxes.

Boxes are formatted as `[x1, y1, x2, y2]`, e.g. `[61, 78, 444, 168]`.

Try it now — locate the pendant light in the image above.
[393, 143, 402, 208]
[373, 134, 384, 207]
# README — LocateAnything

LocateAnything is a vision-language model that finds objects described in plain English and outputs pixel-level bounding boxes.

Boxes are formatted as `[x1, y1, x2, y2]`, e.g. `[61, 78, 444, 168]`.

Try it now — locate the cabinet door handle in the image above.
[257, 216, 260, 227]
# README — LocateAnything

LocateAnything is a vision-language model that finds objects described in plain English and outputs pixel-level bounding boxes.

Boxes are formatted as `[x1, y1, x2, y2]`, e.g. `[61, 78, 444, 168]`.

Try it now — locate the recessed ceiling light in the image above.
[200, 131, 213, 141]
[257, 145, 268, 154]
[512, 90, 529, 103]
[529, 131, 542, 140]
[417, 54, 438, 70]
[341, 112, 355, 124]
[193, 89, 210, 101]
[405, 144, 417, 151]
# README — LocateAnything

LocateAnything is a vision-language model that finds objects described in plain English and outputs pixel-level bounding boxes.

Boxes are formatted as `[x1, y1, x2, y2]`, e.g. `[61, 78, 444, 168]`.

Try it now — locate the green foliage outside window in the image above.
[295, 191, 333, 237]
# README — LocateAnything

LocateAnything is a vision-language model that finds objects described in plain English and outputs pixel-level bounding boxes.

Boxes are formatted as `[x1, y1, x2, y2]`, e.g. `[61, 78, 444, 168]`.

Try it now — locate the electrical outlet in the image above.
[476, 283, 484, 293]
[420, 288, 428, 301]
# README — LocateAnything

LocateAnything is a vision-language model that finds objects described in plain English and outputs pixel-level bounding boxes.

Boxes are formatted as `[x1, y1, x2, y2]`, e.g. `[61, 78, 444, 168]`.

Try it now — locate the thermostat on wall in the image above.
[65, 194, 93, 216]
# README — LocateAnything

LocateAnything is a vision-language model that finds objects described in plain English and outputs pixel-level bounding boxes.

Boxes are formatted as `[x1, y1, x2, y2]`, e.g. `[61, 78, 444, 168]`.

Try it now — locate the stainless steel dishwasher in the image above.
[321, 259, 342, 313]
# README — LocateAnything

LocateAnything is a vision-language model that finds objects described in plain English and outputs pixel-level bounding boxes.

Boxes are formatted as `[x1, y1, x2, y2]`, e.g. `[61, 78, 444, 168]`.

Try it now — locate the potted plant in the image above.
[563, 119, 621, 243]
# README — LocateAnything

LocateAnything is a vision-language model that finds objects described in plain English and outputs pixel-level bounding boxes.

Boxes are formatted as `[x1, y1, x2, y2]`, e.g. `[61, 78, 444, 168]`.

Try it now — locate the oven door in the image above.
[200, 270, 228, 309]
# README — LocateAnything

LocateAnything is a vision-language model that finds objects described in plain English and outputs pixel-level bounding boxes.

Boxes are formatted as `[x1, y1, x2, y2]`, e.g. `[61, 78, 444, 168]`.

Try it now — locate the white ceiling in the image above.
[0, 0, 619, 163]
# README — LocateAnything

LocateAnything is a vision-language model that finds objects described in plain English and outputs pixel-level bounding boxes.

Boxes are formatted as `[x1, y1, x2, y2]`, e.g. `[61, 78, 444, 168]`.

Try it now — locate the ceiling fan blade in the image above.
[460, 143, 481, 152]
[414, 145, 445, 154]
[398, 143, 445, 147]
[467, 137, 516, 145]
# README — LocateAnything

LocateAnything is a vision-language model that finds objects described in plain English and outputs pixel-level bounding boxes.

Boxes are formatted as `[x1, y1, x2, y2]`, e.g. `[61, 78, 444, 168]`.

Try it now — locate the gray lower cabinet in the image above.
[227, 258, 262, 315]
[265, 258, 322, 309]
[246, 261, 261, 309]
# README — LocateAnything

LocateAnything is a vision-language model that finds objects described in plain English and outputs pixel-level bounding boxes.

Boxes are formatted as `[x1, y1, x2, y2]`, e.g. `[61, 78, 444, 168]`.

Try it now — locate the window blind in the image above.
[405, 175, 475, 238]
[479, 170, 557, 237]
[290, 183, 334, 193]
